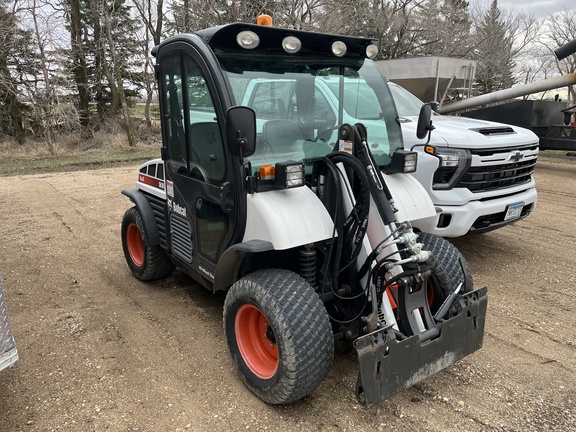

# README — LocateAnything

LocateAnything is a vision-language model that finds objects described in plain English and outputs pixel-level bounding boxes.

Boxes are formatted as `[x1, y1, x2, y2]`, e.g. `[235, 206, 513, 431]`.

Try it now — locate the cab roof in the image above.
[153, 22, 377, 60]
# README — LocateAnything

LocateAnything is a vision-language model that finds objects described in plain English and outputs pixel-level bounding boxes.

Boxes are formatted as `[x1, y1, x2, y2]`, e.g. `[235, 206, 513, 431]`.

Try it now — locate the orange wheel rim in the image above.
[235, 304, 278, 379]
[126, 223, 144, 267]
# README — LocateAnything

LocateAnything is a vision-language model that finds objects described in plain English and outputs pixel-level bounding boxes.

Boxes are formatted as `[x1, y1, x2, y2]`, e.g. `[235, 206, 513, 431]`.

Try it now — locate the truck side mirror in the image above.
[226, 106, 256, 158]
[416, 103, 434, 140]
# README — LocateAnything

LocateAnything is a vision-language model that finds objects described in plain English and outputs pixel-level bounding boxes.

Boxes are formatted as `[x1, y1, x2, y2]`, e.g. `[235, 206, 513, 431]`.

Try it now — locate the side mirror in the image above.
[226, 106, 256, 158]
[416, 103, 434, 140]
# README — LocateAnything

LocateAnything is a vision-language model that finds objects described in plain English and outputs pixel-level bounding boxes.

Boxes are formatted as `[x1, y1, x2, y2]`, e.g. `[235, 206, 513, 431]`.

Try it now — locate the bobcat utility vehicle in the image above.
[121, 16, 487, 408]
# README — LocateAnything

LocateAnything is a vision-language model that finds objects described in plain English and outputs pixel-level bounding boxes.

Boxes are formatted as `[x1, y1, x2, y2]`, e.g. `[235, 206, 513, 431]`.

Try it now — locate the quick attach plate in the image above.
[354, 286, 488, 408]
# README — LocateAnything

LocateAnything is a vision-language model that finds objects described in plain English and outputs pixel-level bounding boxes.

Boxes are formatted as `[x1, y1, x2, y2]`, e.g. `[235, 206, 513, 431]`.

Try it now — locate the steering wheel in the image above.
[189, 162, 209, 182]
[313, 125, 339, 142]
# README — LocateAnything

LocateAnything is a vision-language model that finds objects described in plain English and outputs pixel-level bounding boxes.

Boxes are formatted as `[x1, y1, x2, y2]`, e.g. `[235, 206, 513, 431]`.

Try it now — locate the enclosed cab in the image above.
[121, 19, 487, 408]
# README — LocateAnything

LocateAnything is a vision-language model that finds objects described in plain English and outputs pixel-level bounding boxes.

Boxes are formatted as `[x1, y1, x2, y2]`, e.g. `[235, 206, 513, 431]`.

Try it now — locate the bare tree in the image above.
[101, 1, 135, 146]
[532, 9, 576, 102]
[133, 0, 163, 129]
[25, 0, 60, 153]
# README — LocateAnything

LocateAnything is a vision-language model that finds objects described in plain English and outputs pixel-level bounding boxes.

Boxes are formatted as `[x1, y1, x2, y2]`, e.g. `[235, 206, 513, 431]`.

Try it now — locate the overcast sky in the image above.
[470, 0, 575, 18]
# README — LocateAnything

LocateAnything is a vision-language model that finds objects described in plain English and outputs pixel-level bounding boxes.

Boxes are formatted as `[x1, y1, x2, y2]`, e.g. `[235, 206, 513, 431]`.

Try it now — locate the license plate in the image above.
[504, 202, 524, 221]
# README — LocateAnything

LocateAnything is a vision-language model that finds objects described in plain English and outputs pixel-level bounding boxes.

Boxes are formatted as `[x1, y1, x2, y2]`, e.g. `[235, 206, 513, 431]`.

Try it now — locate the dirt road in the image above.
[0, 160, 574, 432]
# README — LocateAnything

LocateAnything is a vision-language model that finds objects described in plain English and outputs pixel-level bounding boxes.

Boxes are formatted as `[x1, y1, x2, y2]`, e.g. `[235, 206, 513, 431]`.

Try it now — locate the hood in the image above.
[399, 114, 539, 149]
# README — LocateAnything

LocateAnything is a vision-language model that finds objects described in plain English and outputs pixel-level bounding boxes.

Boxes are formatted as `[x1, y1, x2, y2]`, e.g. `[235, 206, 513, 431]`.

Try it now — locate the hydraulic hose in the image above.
[340, 123, 398, 225]
[313, 151, 371, 300]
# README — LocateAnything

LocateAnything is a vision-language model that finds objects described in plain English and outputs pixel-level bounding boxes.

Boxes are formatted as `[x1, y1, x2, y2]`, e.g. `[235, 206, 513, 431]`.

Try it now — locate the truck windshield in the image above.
[388, 82, 429, 117]
[219, 56, 403, 171]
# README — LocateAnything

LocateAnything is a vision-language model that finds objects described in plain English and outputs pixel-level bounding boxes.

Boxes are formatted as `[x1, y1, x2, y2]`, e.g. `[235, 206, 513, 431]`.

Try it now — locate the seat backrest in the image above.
[262, 120, 303, 155]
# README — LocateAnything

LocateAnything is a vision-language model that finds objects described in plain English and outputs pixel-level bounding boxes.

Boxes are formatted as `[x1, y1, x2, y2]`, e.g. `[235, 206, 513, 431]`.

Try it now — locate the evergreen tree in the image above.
[62, 0, 142, 130]
[472, 0, 515, 95]
[417, 0, 473, 57]
[0, 0, 36, 143]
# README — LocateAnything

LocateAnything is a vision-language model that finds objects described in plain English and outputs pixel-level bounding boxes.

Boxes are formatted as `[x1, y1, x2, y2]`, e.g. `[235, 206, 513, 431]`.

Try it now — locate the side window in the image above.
[160, 52, 186, 174]
[184, 57, 226, 185]
[160, 51, 226, 185]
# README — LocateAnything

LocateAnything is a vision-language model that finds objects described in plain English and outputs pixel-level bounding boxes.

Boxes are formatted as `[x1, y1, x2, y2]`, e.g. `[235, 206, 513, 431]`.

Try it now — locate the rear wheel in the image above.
[223, 269, 334, 404]
[418, 232, 473, 313]
[121, 206, 175, 281]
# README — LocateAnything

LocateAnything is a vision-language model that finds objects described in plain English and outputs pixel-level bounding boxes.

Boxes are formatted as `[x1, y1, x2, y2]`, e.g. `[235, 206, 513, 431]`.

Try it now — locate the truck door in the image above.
[157, 46, 234, 278]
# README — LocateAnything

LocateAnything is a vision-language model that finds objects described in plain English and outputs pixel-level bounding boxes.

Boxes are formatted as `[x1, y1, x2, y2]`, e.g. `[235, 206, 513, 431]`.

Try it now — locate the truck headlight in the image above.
[425, 146, 471, 189]
[425, 146, 468, 167]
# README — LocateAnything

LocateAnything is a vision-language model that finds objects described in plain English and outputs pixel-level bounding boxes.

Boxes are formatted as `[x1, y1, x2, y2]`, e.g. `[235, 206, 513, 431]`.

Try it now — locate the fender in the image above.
[242, 186, 335, 250]
[213, 240, 274, 292]
[382, 172, 437, 223]
[122, 188, 161, 246]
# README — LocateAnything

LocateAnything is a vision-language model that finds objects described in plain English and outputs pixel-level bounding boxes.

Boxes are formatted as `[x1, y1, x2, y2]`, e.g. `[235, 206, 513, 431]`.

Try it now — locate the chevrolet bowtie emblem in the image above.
[510, 151, 523, 162]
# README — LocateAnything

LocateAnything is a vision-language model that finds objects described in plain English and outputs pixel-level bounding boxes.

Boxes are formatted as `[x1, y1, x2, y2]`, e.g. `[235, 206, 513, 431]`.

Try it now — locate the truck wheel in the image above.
[121, 207, 175, 281]
[418, 233, 473, 313]
[223, 269, 334, 404]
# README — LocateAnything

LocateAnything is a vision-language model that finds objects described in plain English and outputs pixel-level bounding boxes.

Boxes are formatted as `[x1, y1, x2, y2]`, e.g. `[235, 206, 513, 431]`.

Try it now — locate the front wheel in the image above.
[418, 232, 473, 313]
[121, 206, 175, 281]
[223, 269, 334, 404]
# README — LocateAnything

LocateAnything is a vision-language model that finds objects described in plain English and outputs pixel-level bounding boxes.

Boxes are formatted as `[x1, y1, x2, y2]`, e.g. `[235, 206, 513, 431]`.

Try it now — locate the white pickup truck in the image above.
[0, 276, 18, 372]
[389, 82, 538, 237]
[242, 77, 538, 237]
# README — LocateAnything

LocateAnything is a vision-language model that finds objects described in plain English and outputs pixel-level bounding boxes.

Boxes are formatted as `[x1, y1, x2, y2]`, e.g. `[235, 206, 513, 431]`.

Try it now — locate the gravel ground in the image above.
[0, 160, 574, 432]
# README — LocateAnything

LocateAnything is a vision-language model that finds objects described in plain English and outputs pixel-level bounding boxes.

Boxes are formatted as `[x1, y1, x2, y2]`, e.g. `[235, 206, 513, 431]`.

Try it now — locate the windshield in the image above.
[388, 83, 428, 117]
[219, 56, 403, 171]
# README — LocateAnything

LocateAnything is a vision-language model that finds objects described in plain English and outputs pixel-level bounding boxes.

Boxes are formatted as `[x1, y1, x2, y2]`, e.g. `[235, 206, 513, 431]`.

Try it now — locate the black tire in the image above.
[223, 269, 334, 404]
[418, 232, 473, 313]
[121, 206, 175, 281]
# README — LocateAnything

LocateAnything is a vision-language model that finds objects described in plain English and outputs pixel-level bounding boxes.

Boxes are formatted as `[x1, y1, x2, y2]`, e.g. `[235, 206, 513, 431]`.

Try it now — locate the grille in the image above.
[146, 194, 168, 249]
[470, 143, 538, 158]
[170, 215, 193, 263]
[457, 158, 537, 192]
[434, 144, 539, 193]
[472, 203, 534, 230]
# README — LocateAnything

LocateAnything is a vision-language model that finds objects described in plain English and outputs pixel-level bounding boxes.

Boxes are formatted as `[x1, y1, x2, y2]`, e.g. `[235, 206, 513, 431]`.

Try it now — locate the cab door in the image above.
[157, 45, 235, 282]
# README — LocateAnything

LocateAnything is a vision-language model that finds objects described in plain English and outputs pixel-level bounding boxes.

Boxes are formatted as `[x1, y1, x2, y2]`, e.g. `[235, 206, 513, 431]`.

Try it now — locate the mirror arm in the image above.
[236, 131, 245, 165]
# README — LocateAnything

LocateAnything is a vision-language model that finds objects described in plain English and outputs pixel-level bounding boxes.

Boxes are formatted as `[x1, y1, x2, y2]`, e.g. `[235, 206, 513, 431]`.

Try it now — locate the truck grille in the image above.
[457, 158, 536, 192]
[434, 144, 538, 193]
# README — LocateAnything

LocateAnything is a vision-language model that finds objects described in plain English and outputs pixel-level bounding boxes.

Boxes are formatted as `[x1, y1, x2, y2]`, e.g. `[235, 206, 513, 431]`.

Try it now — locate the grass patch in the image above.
[0, 131, 161, 176]
[2, 130, 574, 176]
[538, 149, 576, 165]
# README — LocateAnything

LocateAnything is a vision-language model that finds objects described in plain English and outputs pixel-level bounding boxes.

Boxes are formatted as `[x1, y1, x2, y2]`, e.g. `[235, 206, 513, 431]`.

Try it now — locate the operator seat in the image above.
[262, 119, 303, 155]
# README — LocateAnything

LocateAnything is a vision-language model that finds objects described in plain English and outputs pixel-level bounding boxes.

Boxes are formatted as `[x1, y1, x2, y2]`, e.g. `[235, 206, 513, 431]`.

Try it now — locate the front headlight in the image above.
[274, 161, 305, 188]
[425, 146, 471, 189]
[387, 149, 418, 173]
